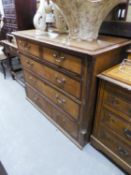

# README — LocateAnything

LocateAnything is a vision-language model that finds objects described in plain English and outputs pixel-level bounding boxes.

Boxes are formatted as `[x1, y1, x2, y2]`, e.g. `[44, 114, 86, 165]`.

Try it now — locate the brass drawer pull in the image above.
[124, 128, 131, 139]
[33, 96, 39, 102]
[118, 146, 129, 156]
[19, 41, 31, 50]
[28, 76, 37, 84]
[55, 94, 66, 106]
[26, 44, 31, 50]
[53, 53, 65, 63]
[26, 60, 34, 67]
[55, 76, 66, 86]
[29, 76, 33, 80]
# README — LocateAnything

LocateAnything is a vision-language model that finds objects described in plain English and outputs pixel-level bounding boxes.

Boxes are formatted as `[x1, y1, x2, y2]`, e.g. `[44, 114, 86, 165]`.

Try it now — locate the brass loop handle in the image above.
[29, 76, 33, 80]
[55, 94, 66, 105]
[53, 53, 65, 64]
[118, 146, 129, 156]
[108, 114, 116, 124]
[26, 60, 34, 67]
[29, 76, 37, 84]
[123, 128, 131, 139]
[25, 43, 31, 50]
[20, 41, 31, 50]
[55, 76, 66, 86]
[34, 96, 39, 101]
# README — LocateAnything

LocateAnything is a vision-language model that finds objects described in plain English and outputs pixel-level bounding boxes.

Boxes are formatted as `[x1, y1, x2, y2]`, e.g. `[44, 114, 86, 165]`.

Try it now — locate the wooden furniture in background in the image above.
[0, 39, 24, 86]
[100, 0, 131, 38]
[2, 0, 36, 38]
[1, 0, 36, 84]
[14, 30, 131, 147]
[0, 46, 8, 78]
[91, 64, 131, 174]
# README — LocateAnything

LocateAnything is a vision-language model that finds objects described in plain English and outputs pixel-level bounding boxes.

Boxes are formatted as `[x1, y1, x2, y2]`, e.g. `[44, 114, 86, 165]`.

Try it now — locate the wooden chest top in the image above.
[13, 29, 131, 56]
[101, 63, 131, 86]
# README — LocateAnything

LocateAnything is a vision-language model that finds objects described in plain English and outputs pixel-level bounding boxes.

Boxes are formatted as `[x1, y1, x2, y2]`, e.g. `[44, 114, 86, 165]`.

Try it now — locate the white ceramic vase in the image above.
[33, 0, 46, 30]
[52, 0, 121, 41]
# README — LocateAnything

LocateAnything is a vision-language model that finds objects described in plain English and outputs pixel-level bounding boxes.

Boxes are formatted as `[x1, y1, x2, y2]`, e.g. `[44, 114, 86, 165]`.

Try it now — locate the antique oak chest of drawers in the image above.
[91, 64, 131, 174]
[14, 30, 131, 148]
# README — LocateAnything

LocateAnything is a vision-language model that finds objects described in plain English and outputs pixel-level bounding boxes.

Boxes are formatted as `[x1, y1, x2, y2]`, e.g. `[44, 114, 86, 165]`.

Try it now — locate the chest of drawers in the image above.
[91, 65, 131, 174]
[14, 30, 131, 148]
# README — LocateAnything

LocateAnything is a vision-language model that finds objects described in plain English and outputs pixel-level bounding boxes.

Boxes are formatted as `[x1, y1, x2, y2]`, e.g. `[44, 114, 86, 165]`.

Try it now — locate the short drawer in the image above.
[24, 71, 80, 120]
[21, 55, 81, 99]
[42, 47, 82, 74]
[17, 39, 40, 57]
[26, 85, 78, 139]
[103, 87, 131, 119]
[98, 127, 131, 166]
[101, 108, 131, 145]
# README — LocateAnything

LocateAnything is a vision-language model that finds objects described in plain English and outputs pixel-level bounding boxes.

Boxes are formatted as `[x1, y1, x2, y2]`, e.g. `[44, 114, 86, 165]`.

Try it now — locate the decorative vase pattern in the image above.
[52, 0, 121, 41]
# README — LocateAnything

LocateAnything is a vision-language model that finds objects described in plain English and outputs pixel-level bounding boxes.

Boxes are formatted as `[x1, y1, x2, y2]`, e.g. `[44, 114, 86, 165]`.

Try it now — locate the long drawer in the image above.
[98, 127, 131, 166]
[21, 55, 81, 99]
[101, 108, 131, 146]
[24, 71, 80, 120]
[17, 39, 82, 75]
[26, 85, 78, 139]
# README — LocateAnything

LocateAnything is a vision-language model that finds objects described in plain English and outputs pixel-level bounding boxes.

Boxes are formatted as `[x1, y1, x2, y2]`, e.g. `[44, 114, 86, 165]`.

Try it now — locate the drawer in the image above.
[21, 55, 81, 98]
[17, 39, 40, 57]
[128, 53, 131, 60]
[103, 87, 131, 119]
[24, 71, 80, 120]
[98, 127, 131, 166]
[101, 108, 131, 145]
[42, 47, 82, 74]
[26, 85, 78, 139]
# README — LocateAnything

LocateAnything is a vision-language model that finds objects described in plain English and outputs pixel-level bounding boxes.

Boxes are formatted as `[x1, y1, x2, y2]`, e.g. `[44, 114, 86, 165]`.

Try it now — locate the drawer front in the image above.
[101, 108, 131, 145]
[42, 47, 82, 74]
[103, 89, 131, 118]
[17, 39, 40, 57]
[98, 127, 131, 165]
[26, 85, 78, 139]
[21, 55, 81, 98]
[24, 71, 80, 120]
[128, 54, 131, 60]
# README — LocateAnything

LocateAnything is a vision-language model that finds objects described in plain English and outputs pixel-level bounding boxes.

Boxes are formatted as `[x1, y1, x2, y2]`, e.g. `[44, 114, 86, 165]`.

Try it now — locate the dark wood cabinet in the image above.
[2, 0, 36, 38]
[1, 0, 36, 83]
[14, 30, 131, 148]
[91, 65, 131, 174]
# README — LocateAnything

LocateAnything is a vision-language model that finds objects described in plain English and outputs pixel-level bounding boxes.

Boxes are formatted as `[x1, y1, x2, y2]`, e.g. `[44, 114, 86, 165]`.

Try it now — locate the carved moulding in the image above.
[52, 0, 121, 41]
